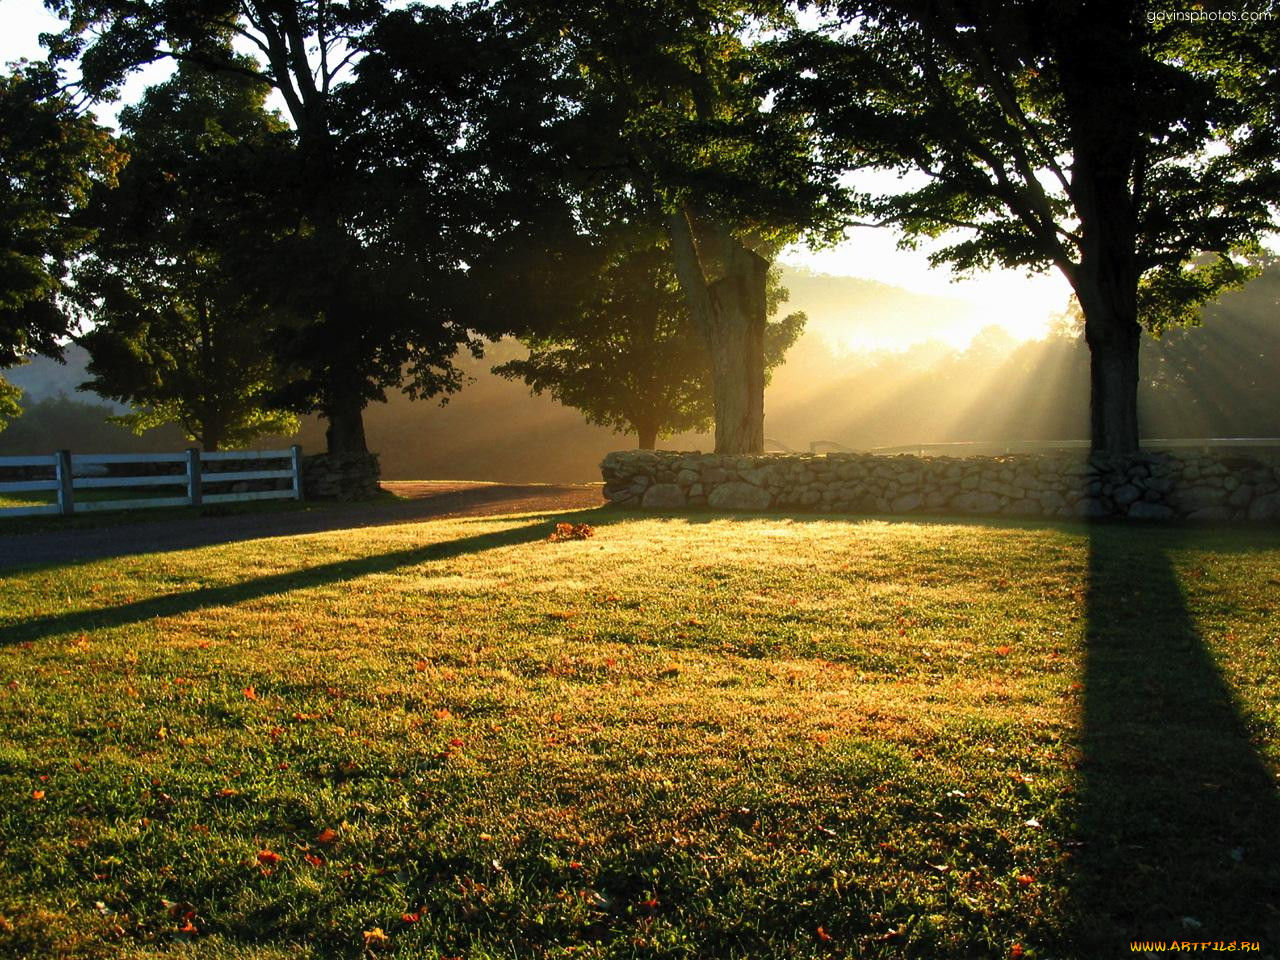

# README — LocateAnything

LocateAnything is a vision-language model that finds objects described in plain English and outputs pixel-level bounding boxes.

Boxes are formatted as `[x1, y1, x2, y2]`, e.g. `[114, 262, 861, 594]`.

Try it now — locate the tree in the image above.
[505, 0, 846, 454]
[495, 244, 805, 448]
[54, 0, 481, 454]
[74, 61, 299, 450]
[0, 63, 120, 367]
[0, 375, 20, 432]
[778, 0, 1280, 454]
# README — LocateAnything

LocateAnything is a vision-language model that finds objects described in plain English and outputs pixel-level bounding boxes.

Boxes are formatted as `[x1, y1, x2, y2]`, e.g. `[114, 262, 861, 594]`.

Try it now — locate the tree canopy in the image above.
[502, 0, 847, 453]
[496, 243, 805, 448]
[74, 59, 298, 450]
[0, 63, 121, 367]
[52, 0, 493, 454]
[776, 0, 1280, 453]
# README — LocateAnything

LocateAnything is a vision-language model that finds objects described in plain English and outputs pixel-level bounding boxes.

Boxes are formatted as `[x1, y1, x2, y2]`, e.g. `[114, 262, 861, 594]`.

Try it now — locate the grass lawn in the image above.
[0, 507, 1277, 959]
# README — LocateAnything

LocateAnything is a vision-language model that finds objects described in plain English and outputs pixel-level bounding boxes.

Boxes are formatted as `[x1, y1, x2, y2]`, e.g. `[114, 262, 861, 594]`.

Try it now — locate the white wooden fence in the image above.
[0, 446, 303, 519]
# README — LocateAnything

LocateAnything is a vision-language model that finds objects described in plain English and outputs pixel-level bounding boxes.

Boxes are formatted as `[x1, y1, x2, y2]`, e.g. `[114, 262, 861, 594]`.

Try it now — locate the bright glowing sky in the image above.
[2, 0, 1075, 351]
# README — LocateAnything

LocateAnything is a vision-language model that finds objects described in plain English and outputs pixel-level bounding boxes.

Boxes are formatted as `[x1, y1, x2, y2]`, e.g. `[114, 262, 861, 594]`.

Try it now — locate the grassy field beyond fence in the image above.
[1, 508, 1277, 959]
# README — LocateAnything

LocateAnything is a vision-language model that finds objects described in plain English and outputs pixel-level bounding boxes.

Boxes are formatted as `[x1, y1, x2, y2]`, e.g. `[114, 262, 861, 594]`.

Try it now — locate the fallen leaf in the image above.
[243, 686, 257, 701]
[817, 926, 833, 942]
[315, 828, 339, 844]
[257, 850, 282, 865]
[547, 522, 595, 542]
[363, 927, 390, 947]
[995, 646, 1012, 657]
[401, 912, 420, 924]
[303, 853, 324, 867]
[1016, 874, 1034, 887]
[31, 790, 45, 800]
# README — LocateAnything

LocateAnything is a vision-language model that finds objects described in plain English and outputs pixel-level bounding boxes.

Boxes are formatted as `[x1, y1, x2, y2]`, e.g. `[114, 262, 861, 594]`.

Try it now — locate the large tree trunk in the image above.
[665, 209, 768, 455]
[1070, 194, 1143, 456]
[636, 419, 658, 451]
[1079, 294, 1142, 456]
[323, 388, 368, 454]
[1057, 3, 1143, 456]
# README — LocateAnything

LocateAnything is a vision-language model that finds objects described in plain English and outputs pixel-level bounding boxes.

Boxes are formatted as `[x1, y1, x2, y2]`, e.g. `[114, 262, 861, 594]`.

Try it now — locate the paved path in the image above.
[0, 481, 605, 571]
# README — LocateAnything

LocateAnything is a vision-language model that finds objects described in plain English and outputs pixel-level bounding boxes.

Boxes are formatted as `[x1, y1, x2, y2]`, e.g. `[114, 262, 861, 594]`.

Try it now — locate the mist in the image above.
[4, 265, 1277, 482]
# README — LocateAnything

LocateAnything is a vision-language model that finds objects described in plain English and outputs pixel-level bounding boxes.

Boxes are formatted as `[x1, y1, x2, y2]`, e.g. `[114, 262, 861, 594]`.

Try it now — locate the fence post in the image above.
[55, 449, 75, 516]
[290, 444, 304, 501]
[186, 448, 202, 506]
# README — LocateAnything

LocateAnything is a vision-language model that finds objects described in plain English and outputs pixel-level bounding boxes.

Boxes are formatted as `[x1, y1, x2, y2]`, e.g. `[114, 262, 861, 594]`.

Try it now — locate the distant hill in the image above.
[3, 344, 125, 410]
[777, 265, 977, 350]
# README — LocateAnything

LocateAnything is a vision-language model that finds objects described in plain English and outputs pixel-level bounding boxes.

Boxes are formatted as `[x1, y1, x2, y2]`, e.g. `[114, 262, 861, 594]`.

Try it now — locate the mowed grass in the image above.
[1, 508, 1278, 959]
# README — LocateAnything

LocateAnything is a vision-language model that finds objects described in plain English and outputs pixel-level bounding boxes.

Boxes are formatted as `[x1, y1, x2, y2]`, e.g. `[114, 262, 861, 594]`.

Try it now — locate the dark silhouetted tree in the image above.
[779, 0, 1280, 453]
[505, 0, 846, 454]
[75, 59, 298, 450]
[0, 63, 120, 367]
[495, 245, 805, 448]
[54, 0, 485, 455]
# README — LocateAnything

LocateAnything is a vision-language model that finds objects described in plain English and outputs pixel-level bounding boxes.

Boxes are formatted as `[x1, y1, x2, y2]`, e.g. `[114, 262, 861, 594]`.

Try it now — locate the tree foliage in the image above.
[777, 0, 1280, 453]
[52, 0, 490, 454]
[0, 374, 21, 432]
[502, 0, 847, 453]
[496, 244, 804, 447]
[73, 60, 298, 451]
[0, 63, 121, 367]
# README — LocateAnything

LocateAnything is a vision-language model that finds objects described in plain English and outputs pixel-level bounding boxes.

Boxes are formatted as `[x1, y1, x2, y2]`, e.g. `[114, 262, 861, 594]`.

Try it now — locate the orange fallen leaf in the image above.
[995, 646, 1012, 657]
[257, 850, 282, 865]
[179, 919, 198, 934]
[401, 912, 420, 924]
[363, 927, 390, 947]
[817, 925, 833, 942]
[414, 660, 428, 672]
[31, 790, 45, 800]
[1011, 945, 1025, 959]
[243, 686, 257, 701]
[1017, 874, 1035, 887]
[303, 853, 325, 867]
[547, 522, 594, 542]
[315, 828, 339, 844]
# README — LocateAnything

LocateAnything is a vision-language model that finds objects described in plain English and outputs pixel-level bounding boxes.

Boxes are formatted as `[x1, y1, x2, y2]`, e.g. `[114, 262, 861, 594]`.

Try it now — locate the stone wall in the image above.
[601, 449, 1280, 521]
[302, 452, 381, 501]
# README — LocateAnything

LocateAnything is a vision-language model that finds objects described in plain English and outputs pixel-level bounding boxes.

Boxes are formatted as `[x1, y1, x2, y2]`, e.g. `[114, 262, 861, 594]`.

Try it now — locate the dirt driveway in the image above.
[0, 481, 605, 571]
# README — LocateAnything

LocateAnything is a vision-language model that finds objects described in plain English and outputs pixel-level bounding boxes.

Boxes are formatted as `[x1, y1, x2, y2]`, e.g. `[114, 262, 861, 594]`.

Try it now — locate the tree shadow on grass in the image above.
[0, 483, 605, 571]
[1069, 523, 1280, 956]
[0, 509, 622, 648]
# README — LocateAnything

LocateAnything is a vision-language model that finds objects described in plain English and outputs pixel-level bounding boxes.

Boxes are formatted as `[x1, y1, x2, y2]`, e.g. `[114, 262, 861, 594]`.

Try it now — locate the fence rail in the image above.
[0, 446, 303, 519]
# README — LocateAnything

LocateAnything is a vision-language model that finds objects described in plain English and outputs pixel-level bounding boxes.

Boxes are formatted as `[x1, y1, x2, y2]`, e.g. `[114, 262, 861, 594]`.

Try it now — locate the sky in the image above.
[1, 0, 1076, 351]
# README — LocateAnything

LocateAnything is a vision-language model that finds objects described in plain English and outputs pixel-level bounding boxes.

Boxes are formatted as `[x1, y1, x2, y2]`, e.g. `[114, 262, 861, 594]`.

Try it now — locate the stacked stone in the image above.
[302, 452, 381, 501]
[601, 450, 1280, 521]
